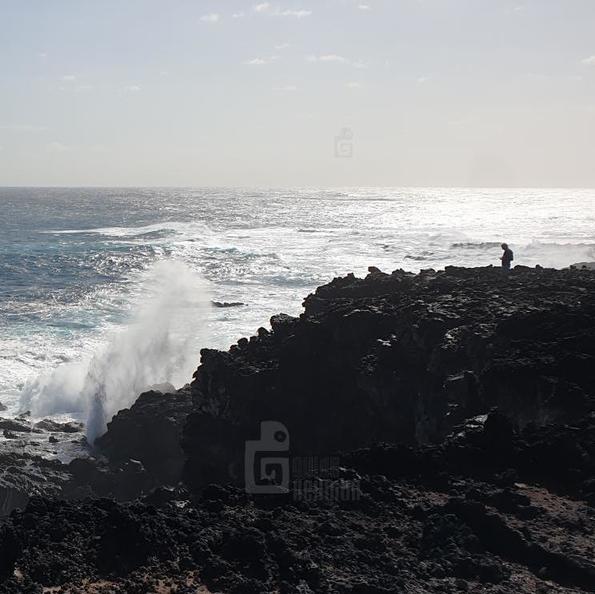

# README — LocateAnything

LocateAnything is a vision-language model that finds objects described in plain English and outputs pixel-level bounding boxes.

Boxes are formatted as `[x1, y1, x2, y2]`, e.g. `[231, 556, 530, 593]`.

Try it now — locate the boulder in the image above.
[34, 419, 83, 433]
[95, 387, 193, 485]
[0, 418, 41, 433]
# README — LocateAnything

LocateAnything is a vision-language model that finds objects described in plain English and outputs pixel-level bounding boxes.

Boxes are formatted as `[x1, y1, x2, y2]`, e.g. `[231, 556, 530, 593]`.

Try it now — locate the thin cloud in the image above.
[61, 74, 76, 81]
[346, 81, 362, 88]
[277, 9, 311, 17]
[124, 85, 142, 92]
[273, 84, 298, 92]
[232, 11, 245, 18]
[582, 56, 595, 66]
[307, 54, 348, 64]
[244, 56, 278, 65]
[275, 43, 291, 50]
[254, 2, 271, 12]
[200, 13, 221, 23]
[308, 54, 366, 68]
[358, 4, 372, 10]
[253, 3, 312, 18]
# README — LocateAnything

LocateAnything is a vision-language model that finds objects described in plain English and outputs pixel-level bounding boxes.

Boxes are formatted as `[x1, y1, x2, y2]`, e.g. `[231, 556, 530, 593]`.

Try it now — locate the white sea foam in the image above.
[19, 260, 211, 442]
[44, 221, 213, 241]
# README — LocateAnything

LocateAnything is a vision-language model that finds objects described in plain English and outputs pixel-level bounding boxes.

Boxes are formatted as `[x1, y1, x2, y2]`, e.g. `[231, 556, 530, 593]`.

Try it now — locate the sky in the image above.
[0, 0, 594, 187]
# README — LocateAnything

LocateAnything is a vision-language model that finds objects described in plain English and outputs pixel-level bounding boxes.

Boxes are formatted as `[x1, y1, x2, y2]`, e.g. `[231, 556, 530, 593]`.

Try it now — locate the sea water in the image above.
[1, 187, 594, 437]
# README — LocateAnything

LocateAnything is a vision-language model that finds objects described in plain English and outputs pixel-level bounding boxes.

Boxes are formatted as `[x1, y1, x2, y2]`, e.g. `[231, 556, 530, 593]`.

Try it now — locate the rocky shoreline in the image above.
[1, 265, 595, 593]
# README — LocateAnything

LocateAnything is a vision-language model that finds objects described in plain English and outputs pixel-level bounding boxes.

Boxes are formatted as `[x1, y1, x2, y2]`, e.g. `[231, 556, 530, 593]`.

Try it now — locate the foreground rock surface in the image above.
[0, 266, 594, 593]
[2, 413, 595, 593]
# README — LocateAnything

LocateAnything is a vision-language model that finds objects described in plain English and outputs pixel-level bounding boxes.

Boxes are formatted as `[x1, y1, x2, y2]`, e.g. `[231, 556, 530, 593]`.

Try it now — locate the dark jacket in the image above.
[502, 248, 513, 267]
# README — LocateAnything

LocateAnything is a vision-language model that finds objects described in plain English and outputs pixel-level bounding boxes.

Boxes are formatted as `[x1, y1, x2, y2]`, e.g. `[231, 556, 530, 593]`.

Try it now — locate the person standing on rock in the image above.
[500, 243, 514, 270]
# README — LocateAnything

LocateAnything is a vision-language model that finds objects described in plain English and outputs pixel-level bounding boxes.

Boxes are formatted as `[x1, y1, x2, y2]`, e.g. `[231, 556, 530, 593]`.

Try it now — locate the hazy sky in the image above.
[1, 0, 594, 187]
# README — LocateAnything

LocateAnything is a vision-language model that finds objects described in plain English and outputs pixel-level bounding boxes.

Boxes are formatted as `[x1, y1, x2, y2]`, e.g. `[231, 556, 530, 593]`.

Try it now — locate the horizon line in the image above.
[1, 184, 595, 191]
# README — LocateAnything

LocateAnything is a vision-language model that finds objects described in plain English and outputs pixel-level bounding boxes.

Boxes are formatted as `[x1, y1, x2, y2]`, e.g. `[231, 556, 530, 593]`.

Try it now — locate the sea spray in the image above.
[20, 260, 212, 443]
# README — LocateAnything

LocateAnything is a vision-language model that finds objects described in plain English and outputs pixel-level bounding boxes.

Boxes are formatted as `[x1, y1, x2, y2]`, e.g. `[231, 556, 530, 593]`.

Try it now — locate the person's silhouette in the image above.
[500, 243, 514, 270]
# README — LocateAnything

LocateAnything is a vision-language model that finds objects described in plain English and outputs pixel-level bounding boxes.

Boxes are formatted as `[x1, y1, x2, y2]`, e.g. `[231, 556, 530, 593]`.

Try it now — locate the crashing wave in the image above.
[19, 260, 211, 443]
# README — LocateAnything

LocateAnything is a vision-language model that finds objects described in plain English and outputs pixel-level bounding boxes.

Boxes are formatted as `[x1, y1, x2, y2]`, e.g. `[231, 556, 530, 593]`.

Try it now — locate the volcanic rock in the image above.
[95, 387, 193, 485]
[1, 266, 595, 593]
[34, 419, 83, 433]
[183, 265, 595, 491]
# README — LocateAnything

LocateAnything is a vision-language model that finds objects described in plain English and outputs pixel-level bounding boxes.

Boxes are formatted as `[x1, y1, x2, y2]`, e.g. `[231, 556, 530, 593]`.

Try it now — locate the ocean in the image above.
[1, 187, 594, 439]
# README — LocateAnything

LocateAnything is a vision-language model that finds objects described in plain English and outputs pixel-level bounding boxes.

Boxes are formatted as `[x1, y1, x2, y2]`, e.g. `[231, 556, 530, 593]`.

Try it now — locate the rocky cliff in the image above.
[183, 265, 595, 489]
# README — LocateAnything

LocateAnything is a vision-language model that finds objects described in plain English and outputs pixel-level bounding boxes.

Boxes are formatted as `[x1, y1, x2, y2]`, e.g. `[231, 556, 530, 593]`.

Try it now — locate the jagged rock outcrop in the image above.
[0, 452, 68, 517]
[33, 419, 83, 433]
[95, 387, 193, 485]
[0, 388, 193, 515]
[1, 266, 595, 593]
[183, 265, 595, 490]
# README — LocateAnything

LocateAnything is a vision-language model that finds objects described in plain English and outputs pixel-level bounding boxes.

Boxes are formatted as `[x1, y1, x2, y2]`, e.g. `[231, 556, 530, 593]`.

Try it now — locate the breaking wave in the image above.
[20, 260, 211, 443]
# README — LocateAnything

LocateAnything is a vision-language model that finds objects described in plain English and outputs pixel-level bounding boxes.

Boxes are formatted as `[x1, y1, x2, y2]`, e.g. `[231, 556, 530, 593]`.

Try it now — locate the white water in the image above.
[20, 261, 211, 442]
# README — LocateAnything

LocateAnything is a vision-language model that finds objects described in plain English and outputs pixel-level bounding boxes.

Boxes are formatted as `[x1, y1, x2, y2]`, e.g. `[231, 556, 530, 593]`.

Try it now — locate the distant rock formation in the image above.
[571, 261, 595, 270]
[212, 300, 245, 308]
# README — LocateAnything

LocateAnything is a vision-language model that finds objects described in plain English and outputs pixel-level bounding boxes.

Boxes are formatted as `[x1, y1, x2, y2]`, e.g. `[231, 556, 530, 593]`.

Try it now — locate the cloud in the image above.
[254, 2, 271, 12]
[47, 141, 70, 152]
[346, 81, 362, 88]
[417, 76, 430, 84]
[124, 85, 142, 92]
[277, 9, 311, 17]
[307, 54, 348, 63]
[232, 11, 245, 18]
[244, 56, 278, 65]
[253, 3, 312, 18]
[358, 4, 371, 10]
[582, 56, 595, 66]
[275, 43, 291, 50]
[200, 13, 221, 23]
[307, 54, 366, 68]
[509, 5, 525, 14]
[61, 74, 76, 81]
[273, 84, 298, 92]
